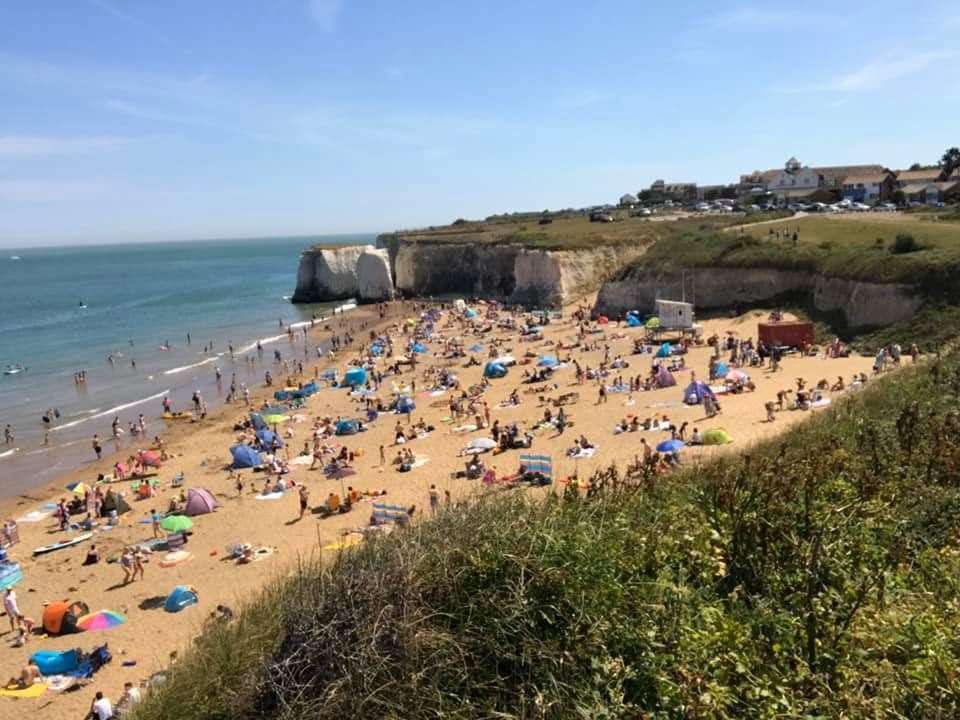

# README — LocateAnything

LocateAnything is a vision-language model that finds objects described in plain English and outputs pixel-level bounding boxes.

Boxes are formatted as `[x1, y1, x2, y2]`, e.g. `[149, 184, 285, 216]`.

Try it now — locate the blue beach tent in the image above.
[335, 419, 360, 435]
[626, 314, 642, 328]
[255, 429, 282, 450]
[249, 413, 267, 432]
[344, 367, 367, 387]
[230, 444, 261, 469]
[484, 362, 508, 379]
[411, 342, 428, 354]
[537, 355, 558, 367]
[397, 396, 416, 414]
[655, 342, 672, 358]
[164, 585, 199, 613]
[683, 381, 715, 405]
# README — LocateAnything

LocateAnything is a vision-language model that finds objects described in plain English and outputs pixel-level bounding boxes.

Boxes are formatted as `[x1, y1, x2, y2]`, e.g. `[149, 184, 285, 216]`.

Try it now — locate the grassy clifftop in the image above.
[637, 214, 960, 293]
[134, 352, 960, 719]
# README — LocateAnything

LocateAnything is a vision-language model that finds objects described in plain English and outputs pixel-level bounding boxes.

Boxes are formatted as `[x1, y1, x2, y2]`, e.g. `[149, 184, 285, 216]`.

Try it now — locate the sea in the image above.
[0, 234, 374, 498]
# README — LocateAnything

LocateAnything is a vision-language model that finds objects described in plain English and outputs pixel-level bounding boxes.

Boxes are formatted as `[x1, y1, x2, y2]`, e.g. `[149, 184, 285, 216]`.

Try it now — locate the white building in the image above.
[655, 299, 695, 330]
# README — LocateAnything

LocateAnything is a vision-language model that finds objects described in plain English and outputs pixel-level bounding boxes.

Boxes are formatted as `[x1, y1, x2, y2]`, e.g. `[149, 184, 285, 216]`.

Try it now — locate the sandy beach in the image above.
[0, 295, 880, 717]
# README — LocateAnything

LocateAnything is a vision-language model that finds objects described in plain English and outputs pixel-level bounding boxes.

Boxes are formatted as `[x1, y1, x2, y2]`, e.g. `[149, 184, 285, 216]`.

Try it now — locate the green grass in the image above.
[636, 215, 960, 297]
[134, 351, 960, 719]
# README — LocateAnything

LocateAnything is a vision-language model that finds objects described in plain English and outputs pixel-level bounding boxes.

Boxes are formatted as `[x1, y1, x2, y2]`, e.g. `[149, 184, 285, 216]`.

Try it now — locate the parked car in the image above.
[589, 211, 614, 223]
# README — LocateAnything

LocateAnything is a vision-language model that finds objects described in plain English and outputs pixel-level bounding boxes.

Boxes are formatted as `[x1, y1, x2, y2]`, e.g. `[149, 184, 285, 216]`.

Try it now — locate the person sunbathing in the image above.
[830, 376, 845, 392]
[8, 662, 41, 689]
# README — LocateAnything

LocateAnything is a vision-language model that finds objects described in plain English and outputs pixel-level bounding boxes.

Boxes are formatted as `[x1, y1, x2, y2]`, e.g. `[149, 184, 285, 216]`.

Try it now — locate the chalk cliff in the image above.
[594, 266, 923, 329]
[356, 249, 395, 302]
[291, 245, 371, 303]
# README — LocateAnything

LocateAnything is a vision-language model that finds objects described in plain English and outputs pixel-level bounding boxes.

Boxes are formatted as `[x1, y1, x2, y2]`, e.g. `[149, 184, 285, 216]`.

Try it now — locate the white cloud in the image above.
[783, 51, 957, 93]
[0, 135, 136, 158]
[307, 0, 342, 31]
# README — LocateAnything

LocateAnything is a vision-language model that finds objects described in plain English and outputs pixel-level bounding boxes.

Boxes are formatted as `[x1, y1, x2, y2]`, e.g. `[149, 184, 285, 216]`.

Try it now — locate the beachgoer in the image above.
[151, 508, 162, 538]
[298, 484, 310, 519]
[90, 690, 114, 720]
[4, 588, 20, 632]
[120, 548, 134, 584]
[92, 434, 102, 459]
[133, 548, 146, 581]
[428, 484, 439, 515]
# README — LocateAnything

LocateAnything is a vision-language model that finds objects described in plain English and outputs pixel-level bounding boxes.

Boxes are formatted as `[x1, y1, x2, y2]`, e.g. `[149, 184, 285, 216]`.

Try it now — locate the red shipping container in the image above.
[758, 321, 814, 349]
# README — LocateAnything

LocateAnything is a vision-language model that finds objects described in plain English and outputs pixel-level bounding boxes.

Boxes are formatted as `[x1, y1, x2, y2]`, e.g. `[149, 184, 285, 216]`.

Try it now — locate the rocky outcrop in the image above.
[595, 266, 923, 329]
[392, 243, 645, 307]
[356, 249, 395, 302]
[291, 245, 371, 303]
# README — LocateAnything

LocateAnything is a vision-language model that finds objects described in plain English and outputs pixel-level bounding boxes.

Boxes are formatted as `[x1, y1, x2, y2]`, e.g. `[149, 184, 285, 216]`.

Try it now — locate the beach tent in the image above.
[184, 488, 218, 517]
[230, 444, 261, 469]
[320, 368, 337, 382]
[656, 440, 685, 453]
[702, 428, 732, 445]
[683, 381, 715, 405]
[164, 585, 199, 613]
[335, 419, 360, 435]
[249, 413, 267, 432]
[712, 361, 729, 379]
[597, 315, 609, 324]
[537, 355, 559, 367]
[484, 362, 508, 379]
[42, 600, 88, 636]
[31, 648, 81, 676]
[344, 367, 367, 387]
[646, 316, 661, 330]
[464, 308, 478, 319]
[468, 343, 484, 353]
[411, 342, 428, 354]
[255, 429, 283, 451]
[397, 396, 416, 414]
[626, 314, 642, 328]
[99, 491, 130, 518]
[655, 342, 672, 358]
[369, 344, 384, 356]
[655, 365, 677, 388]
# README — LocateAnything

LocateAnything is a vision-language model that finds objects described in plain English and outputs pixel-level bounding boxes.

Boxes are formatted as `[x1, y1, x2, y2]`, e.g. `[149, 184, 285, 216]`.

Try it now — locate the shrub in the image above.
[891, 232, 921, 254]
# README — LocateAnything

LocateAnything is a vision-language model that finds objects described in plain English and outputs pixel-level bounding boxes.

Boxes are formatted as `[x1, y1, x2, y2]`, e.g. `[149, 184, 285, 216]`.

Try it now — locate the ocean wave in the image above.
[0, 448, 18, 459]
[163, 356, 219, 376]
[51, 390, 169, 431]
[236, 333, 287, 356]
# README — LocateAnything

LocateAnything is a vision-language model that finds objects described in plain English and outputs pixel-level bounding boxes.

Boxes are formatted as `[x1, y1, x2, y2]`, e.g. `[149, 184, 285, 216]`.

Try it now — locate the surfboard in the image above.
[33, 532, 93, 556]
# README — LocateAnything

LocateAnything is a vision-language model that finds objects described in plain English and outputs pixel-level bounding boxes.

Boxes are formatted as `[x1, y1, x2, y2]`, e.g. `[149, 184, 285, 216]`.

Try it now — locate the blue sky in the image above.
[1, 1, 958, 246]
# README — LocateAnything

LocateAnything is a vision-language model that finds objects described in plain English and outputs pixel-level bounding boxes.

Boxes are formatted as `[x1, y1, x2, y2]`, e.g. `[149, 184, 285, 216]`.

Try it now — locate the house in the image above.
[841, 172, 896, 204]
[648, 179, 697, 203]
[815, 164, 886, 189]
[619, 193, 638, 207]
[747, 157, 888, 203]
[766, 157, 821, 201]
[902, 181, 960, 205]
[894, 168, 960, 187]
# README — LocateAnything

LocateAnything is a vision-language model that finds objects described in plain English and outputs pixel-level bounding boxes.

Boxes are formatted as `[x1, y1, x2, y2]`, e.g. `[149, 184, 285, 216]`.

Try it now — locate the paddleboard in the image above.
[33, 532, 93, 556]
[162, 412, 192, 421]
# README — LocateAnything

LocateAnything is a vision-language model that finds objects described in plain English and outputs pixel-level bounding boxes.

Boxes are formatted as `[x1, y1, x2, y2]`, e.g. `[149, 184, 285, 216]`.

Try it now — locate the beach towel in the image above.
[254, 492, 284, 501]
[0, 683, 46, 698]
[569, 447, 596, 459]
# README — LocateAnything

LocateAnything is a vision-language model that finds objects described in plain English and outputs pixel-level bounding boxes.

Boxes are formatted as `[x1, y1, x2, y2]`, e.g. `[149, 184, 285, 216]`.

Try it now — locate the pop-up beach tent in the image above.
[626, 314, 642, 328]
[537, 355, 558, 367]
[42, 600, 89, 636]
[655, 342, 672, 358]
[255, 429, 282, 451]
[344, 367, 367, 387]
[184, 488, 218, 517]
[230, 444, 261, 469]
[702, 428, 732, 445]
[683, 381, 715, 405]
[335, 419, 360, 435]
[100, 491, 130, 517]
[397, 396, 416, 414]
[484, 362, 507, 379]
[655, 365, 677, 388]
[164, 586, 199, 613]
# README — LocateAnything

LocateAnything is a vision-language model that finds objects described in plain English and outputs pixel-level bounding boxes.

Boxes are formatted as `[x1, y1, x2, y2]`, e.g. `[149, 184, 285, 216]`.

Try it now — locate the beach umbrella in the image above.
[77, 610, 126, 632]
[262, 414, 290, 425]
[160, 515, 193, 533]
[467, 437, 496, 451]
[66, 481, 91, 495]
[656, 439, 685, 453]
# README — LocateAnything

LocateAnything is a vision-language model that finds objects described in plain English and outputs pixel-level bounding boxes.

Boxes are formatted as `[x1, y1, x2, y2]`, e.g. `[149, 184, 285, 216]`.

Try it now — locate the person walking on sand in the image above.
[428, 485, 440, 515]
[298, 484, 310, 520]
[151, 508, 162, 539]
[132, 548, 146, 581]
[120, 548, 134, 584]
